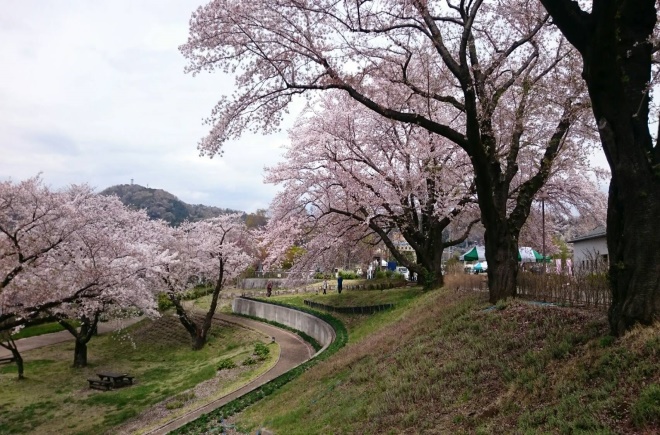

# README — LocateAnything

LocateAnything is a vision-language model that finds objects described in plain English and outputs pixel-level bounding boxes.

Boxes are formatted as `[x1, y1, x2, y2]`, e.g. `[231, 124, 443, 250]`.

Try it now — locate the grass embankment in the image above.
[0, 314, 279, 435]
[228, 287, 658, 434]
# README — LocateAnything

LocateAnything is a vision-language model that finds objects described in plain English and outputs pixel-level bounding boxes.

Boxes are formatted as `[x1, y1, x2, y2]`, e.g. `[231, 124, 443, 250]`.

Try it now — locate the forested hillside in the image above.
[100, 184, 241, 226]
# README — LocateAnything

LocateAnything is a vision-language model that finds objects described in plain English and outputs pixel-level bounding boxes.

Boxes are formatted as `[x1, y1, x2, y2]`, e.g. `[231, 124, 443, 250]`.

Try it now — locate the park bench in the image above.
[87, 378, 112, 391]
[0, 356, 16, 365]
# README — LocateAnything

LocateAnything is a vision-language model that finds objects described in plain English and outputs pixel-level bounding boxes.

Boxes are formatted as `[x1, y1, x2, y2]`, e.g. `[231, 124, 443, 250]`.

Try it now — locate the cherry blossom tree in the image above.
[43, 193, 162, 368]
[0, 177, 79, 298]
[181, 0, 596, 302]
[518, 165, 608, 254]
[0, 177, 95, 377]
[152, 214, 252, 350]
[264, 93, 479, 288]
[537, 1, 660, 334]
[1, 179, 163, 369]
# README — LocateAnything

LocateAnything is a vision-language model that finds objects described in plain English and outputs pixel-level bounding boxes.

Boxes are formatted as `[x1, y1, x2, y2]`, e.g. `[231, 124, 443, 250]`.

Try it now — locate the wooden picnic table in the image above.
[0, 356, 16, 364]
[96, 371, 134, 388]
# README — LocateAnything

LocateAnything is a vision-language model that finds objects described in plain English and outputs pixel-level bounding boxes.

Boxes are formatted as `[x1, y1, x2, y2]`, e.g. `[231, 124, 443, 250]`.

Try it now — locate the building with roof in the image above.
[568, 226, 608, 272]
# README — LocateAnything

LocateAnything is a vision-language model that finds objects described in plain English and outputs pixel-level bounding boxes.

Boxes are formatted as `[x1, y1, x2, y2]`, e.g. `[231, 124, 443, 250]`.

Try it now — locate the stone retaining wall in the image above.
[232, 297, 335, 352]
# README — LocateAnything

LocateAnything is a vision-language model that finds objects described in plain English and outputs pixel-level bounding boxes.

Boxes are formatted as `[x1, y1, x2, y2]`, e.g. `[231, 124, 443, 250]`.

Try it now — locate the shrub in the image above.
[338, 270, 358, 279]
[218, 358, 237, 371]
[242, 357, 257, 366]
[183, 286, 212, 300]
[375, 270, 388, 279]
[157, 293, 174, 311]
[254, 342, 270, 360]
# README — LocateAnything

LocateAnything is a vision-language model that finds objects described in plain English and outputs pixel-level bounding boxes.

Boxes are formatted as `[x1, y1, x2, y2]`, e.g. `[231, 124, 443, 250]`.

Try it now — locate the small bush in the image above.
[183, 286, 212, 300]
[242, 357, 257, 366]
[338, 270, 358, 279]
[375, 270, 391, 279]
[157, 293, 174, 311]
[217, 358, 237, 370]
[254, 342, 270, 360]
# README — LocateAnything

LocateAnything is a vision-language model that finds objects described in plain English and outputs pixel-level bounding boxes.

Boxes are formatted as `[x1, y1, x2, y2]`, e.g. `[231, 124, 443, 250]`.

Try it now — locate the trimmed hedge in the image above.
[171, 300, 348, 434]
[303, 299, 394, 314]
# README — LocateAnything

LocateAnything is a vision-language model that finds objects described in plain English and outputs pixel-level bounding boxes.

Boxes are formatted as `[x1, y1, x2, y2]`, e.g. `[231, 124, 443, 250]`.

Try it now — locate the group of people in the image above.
[265, 275, 343, 297]
[321, 276, 343, 294]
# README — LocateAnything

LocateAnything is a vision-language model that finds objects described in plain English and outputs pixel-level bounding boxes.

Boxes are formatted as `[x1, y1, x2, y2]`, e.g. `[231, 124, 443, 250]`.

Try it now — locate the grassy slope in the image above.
[0, 315, 279, 435]
[232, 288, 659, 434]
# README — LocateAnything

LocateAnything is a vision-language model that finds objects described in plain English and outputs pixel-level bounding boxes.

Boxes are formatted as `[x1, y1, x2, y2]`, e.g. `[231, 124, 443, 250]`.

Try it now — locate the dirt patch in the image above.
[116, 365, 252, 434]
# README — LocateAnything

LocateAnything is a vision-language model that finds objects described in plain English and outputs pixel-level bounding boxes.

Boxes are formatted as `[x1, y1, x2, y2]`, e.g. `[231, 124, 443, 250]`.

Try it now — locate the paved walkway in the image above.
[0, 317, 144, 358]
[144, 312, 314, 434]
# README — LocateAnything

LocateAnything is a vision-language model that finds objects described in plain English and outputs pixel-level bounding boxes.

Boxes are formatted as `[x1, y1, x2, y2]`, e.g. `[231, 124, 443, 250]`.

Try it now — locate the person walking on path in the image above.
[266, 280, 273, 297]
[337, 275, 343, 294]
[322, 279, 328, 294]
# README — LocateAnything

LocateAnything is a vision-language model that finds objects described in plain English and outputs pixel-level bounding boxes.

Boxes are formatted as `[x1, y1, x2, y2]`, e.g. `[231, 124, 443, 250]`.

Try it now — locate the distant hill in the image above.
[100, 184, 242, 226]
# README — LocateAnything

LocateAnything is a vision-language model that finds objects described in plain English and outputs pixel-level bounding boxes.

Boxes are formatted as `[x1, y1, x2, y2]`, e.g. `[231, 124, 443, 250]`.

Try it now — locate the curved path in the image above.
[143, 312, 314, 434]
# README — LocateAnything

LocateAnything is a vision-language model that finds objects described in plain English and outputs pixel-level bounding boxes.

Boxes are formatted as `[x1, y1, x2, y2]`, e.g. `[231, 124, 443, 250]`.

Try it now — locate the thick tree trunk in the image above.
[540, 0, 660, 335]
[73, 340, 87, 368]
[484, 224, 519, 303]
[606, 177, 660, 335]
[59, 312, 99, 368]
[580, 0, 659, 335]
[191, 329, 207, 351]
[426, 245, 445, 289]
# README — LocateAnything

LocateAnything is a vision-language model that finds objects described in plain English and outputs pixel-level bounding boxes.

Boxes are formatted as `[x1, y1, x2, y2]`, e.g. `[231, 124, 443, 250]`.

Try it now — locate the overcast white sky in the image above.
[1, 1, 610, 214]
[0, 0, 300, 212]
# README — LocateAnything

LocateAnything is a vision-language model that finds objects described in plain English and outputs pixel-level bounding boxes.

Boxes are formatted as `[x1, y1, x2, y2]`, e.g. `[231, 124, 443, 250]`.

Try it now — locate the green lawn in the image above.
[0, 314, 279, 435]
[10, 320, 81, 340]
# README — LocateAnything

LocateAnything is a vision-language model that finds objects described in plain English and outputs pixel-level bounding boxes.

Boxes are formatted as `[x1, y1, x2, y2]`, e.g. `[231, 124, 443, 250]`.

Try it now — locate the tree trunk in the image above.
[59, 312, 100, 368]
[484, 224, 519, 303]
[73, 340, 87, 368]
[192, 329, 207, 351]
[1, 337, 25, 380]
[606, 177, 660, 335]
[577, 0, 659, 335]
[421, 245, 445, 290]
[15, 351, 24, 380]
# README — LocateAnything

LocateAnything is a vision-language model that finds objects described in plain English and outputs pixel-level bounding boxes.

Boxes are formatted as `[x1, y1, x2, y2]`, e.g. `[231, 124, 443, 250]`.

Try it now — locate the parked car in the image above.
[396, 266, 410, 280]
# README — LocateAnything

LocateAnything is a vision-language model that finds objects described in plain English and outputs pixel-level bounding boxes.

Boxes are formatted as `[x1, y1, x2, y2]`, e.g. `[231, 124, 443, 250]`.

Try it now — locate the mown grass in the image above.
[227, 287, 659, 434]
[9, 320, 80, 340]
[0, 314, 278, 435]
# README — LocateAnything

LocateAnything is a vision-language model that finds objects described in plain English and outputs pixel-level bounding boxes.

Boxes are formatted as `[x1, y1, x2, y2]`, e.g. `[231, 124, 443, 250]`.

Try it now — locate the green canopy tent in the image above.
[459, 246, 486, 262]
[518, 247, 551, 263]
[461, 246, 549, 263]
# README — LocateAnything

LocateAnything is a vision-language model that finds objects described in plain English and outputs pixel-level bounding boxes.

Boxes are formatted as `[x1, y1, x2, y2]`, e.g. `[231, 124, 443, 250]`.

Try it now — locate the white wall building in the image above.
[568, 226, 608, 273]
